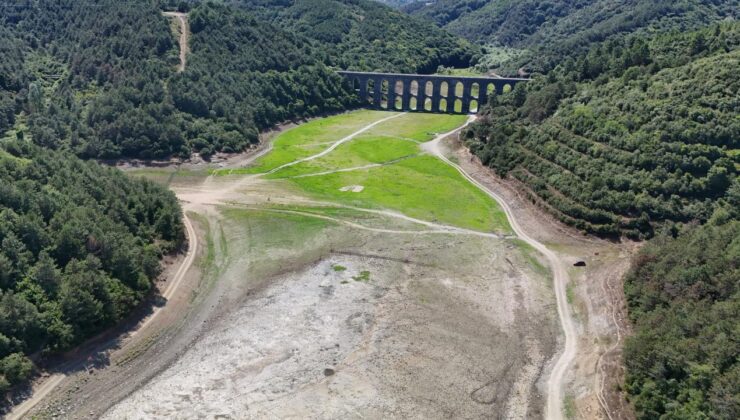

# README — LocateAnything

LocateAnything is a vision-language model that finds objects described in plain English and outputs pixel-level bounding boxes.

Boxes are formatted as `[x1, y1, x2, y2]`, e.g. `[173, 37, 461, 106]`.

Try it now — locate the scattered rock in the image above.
[573, 261, 586, 267]
[323, 368, 335, 376]
[339, 185, 364, 192]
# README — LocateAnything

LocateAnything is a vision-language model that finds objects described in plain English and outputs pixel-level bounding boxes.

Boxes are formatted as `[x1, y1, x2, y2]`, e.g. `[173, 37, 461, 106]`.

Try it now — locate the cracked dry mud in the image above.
[105, 227, 557, 419]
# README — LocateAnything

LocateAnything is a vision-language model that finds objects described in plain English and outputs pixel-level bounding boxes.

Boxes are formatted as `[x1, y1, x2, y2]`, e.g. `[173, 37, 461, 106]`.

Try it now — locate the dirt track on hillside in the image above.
[163, 11, 189, 72]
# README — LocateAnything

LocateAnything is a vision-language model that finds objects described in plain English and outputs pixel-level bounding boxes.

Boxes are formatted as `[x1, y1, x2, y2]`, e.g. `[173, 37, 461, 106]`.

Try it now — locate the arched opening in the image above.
[486, 83, 495, 96]
[469, 99, 479, 113]
[394, 80, 404, 110]
[439, 98, 448, 113]
[366, 79, 375, 104]
[410, 96, 418, 111]
[503, 83, 512, 93]
[410, 80, 419, 97]
[424, 98, 432, 111]
[471, 82, 480, 99]
[353, 78, 361, 92]
[380, 79, 390, 109]
[455, 81, 464, 98]
[454, 99, 462, 113]
[425, 81, 433, 97]
[440, 81, 449, 98]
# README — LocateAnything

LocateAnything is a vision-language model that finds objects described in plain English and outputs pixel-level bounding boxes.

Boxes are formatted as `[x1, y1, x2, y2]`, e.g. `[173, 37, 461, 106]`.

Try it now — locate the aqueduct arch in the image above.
[338, 71, 528, 114]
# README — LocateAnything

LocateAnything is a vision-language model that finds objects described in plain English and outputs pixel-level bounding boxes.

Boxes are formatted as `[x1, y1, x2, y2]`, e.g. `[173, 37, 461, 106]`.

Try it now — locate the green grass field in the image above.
[289, 154, 510, 232]
[226, 110, 390, 174]
[223, 110, 511, 233]
[265, 135, 419, 179]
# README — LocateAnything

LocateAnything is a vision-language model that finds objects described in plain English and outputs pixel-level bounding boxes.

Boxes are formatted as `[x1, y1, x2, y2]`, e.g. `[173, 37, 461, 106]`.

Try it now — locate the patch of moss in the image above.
[352, 270, 371, 282]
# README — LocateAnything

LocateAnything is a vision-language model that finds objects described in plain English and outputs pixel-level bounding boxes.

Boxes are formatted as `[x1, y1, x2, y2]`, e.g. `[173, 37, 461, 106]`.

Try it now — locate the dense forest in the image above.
[464, 23, 739, 238]
[0, 141, 184, 393]
[623, 209, 739, 419]
[0, 0, 473, 159]
[234, 0, 476, 73]
[405, 0, 738, 72]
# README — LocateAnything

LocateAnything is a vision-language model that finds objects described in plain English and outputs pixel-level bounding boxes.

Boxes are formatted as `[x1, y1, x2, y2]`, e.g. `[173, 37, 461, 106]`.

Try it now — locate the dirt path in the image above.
[130, 212, 197, 337]
[162, 11, 189, 72]
[5, 214, 198, 420]
[232, 204, 506, 239]
[266, 112, 406, 175]
[423, 118, 575, 420]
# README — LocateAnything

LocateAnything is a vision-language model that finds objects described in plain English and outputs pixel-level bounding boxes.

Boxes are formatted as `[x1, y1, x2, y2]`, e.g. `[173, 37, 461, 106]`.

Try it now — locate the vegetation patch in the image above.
[563, 394, 577, 419]
[289, 154, 510, 233]
[565, 282, 575, 305]
[219, 111, 390, 175]
[465, 24, 739, 238]
[352, 270, 371, 282]
[219, 208, 334, 253]
[236, 111, 509, 233]
[0, 141, 184, 393]
[623, 217, 739, 419]
[266, 134, 420, 179]
[513, 239, 550, 278]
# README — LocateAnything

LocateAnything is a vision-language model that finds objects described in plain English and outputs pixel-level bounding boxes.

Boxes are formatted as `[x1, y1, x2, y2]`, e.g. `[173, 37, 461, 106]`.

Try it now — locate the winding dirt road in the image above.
[423, 119, 575, 420]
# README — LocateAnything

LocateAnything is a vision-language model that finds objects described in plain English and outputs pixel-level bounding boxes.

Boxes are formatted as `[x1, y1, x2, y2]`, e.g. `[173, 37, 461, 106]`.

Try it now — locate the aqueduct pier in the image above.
[338, 71, 528, 114]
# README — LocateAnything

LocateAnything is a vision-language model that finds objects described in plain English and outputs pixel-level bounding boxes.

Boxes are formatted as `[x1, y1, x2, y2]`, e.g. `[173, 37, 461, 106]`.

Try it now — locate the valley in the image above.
[2, 2, 736, 419]
[12, 111, 631, 419]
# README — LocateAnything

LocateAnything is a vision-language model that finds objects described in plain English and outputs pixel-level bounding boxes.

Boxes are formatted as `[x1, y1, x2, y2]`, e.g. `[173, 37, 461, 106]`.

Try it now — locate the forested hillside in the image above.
[0, 141, 183, 393]
[464, 23, 738, 238]
[1, 0, 473, 160]
[405, 0, 737, 72]
[233, 0, 476, 73]
[450, 7, 740, 416]
[623, 210, 739, 419]
[0, 1, 354, 158]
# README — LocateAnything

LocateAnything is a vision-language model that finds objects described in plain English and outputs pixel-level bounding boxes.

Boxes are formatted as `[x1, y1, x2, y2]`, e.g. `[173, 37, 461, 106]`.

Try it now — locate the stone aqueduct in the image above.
[338, 71, 528, 114]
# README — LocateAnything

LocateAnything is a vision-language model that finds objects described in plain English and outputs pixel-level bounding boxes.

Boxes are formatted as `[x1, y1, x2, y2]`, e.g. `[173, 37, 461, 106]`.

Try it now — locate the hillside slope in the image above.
[233, 0, 477, 73]
[405, 0, 738, 71]
[464, 23, 739, 238]
[0, 1, 358, 158]
[1, 0, 475, 159]
[0, 141, 183, 394]
[624, 214, 739, 419]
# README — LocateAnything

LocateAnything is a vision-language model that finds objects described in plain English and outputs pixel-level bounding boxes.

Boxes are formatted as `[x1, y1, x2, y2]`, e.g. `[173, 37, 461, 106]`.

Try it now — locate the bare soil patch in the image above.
[105, 225, 557, 419]
[444, 135, 636, 419]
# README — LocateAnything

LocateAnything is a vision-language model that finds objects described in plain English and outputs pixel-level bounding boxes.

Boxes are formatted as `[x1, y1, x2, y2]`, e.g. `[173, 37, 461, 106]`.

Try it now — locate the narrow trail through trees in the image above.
[162, 11, 189, 72]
